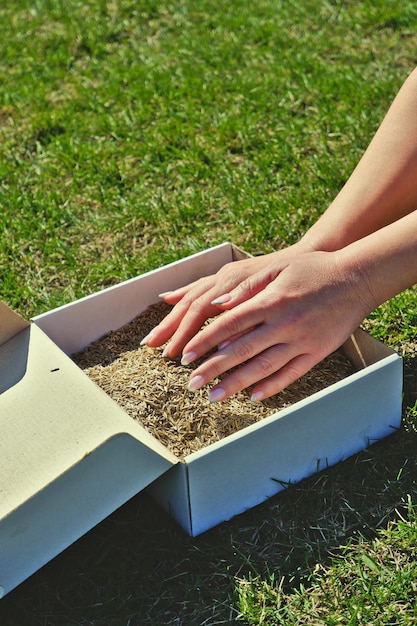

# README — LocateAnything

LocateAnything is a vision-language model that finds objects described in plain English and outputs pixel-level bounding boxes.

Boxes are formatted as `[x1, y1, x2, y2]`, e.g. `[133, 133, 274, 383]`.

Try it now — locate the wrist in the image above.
[292, 235, 323, 254]
[334, 243, 390, 316]
[330, 242, 380, 319]
[297, 225, 343, 253]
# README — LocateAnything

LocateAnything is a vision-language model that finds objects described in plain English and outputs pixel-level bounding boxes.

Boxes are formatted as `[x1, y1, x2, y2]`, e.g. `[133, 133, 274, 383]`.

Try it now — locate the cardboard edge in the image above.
[0, 431, 176, 597]
[183, 353, 403, 535]
[31, 242, 238, 355]
[184, 352, 402, 461]
[32, 242, 235, 320]
[231, 243, 252, 261]
[147, 462, 193, 535]
[0, 301, 29, 347]
[344, 327, 397, 368]
[0, 324, 30, 394]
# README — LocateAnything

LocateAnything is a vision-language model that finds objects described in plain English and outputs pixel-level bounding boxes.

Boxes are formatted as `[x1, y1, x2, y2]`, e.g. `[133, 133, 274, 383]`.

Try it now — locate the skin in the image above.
[142, 67, 417, 402]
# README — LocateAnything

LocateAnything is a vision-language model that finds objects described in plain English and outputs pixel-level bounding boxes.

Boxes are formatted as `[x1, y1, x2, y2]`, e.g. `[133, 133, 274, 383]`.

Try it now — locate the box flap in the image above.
[0, 323, 179, 596]
[0, 324, 178, 517]
[344, 327, 397, 369]
[0, 301, 29, 347]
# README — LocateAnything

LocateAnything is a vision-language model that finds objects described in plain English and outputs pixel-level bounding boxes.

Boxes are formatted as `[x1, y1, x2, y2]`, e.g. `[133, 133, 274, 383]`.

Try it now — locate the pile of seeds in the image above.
[72, 302, 355, 459]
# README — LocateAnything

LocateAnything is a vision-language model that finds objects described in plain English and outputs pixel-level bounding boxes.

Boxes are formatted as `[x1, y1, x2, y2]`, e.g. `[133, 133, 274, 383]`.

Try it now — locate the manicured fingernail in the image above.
[181, 351, 198, 365]
[211, 293, 231, 305]
[140, 330, 154, 345]
[188, 375, 205, 391]
[159, 291, 174, 298]
[162, 342, 172, 358]
[209, 387, 227, 403]
[218, 340, 231, 351]
[251, 390, 264, 402]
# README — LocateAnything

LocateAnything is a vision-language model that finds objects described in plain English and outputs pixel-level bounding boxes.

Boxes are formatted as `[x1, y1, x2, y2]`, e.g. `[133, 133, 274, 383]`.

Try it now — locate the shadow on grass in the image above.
[1, 356, 417, 626]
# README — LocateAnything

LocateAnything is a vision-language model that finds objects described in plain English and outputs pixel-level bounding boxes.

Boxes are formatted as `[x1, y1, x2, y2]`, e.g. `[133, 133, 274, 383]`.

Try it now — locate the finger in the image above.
[206, 351, 317, 403]
[161, 282, 270, 357]
[158, 275, 215, 304]
[143, 277, 219, 347]
[249, 352, 318, 401]
[143, 295, 219, 348]
[162, 297, 224, 355]
[217, 327, 256, 350]
[188, 329, 294, 394]
[148, 281, 239, 353]
[181, 299, 267, 365]
[211, 267, 281, 310]
[188, 342, 296, 401]
[159, 291, 188, 305]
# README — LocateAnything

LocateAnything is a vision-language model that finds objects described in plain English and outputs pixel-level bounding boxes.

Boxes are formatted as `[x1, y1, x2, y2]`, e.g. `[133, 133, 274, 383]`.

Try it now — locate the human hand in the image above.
[142, 243, 311, 356]
[146, 249, 374, 402]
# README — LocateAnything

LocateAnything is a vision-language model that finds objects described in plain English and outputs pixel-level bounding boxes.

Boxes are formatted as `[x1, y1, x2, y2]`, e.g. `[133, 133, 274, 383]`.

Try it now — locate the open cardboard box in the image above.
[0, 243, 403, 598]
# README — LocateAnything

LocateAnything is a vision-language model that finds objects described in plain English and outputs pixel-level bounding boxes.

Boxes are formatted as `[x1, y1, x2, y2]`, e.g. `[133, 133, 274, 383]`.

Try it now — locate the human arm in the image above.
[183, 209, 417, 402]
[142, 67, 417, 399]
[302, 66, 417, 251]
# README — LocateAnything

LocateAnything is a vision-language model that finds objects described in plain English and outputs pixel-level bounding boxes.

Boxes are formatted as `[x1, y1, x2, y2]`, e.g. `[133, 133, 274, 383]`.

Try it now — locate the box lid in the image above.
[0, 302, 178, 596]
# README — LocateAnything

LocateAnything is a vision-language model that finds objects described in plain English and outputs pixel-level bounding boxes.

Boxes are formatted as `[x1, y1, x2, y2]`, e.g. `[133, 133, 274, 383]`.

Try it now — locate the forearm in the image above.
[336, 208, 417, 310]
[302, 67, 417, 252]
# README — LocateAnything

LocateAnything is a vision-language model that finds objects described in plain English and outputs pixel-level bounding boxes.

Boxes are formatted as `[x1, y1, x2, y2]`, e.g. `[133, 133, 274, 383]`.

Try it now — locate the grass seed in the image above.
[72, 302, 355, 459]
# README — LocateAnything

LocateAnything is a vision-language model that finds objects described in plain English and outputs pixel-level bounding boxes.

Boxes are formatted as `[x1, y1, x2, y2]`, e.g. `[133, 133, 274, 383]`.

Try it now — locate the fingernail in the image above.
[251, 390, 264, 402]
[188, 375, 205, 391]
[211, 293, 231, 305]
[140, 330, 154, 345]
[209, 387, 227, 403]
[181, 351, 198, 365]
[218, 340, 231, 351]
[162, 342, 172, 358]
[159, 291, 174, 298]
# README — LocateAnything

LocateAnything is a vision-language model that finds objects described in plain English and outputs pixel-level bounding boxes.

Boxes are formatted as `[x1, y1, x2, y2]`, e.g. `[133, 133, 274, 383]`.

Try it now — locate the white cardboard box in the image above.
[0, 242, 403, 598]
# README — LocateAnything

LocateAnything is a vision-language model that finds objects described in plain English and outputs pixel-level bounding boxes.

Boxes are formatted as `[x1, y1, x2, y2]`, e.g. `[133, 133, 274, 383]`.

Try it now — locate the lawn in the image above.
[1, 0, 417, 624]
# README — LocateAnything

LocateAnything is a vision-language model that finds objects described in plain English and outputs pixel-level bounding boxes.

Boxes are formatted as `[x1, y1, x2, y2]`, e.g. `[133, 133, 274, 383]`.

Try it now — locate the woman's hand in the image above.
[142, 242, 314, 355]
[142, 245, 375, 402]
[182, 249, 376, 401]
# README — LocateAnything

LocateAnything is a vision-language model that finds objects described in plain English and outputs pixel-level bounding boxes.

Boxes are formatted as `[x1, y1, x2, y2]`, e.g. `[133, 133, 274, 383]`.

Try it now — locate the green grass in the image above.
[2, 0, 416, 317]
[1, 1, 417, 624]
[236, 499, 417, 625]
